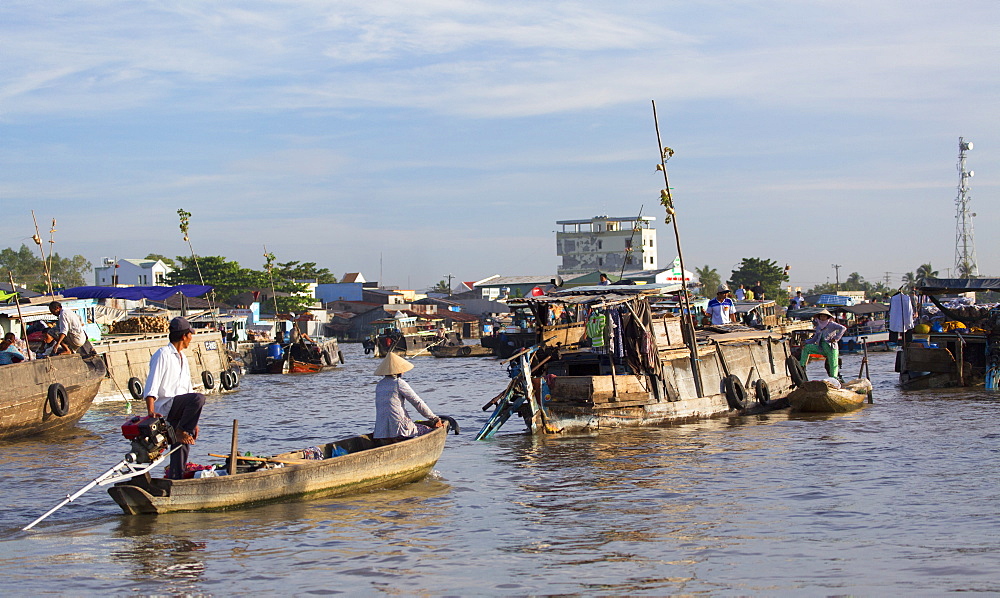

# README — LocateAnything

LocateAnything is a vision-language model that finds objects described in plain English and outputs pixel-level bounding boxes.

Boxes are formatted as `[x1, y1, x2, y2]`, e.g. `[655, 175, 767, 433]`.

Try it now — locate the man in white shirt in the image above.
[144, 317, 206, 479]
[706, 285, 737, 325]
[48, 301, 94, 356]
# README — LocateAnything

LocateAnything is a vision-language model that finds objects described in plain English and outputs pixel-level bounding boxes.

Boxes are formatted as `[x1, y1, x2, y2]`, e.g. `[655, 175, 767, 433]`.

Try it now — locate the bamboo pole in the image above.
[652, 100, 703, 397]
[7, 271, 32, 360]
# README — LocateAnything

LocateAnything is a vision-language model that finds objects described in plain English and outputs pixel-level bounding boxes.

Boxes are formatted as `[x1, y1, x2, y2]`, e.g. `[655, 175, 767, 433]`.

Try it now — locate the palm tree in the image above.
[902, 272, 916, 291]
[695, 265, 720, 298]
[915, 263, 938, 288]
[957, 260, 977, 278]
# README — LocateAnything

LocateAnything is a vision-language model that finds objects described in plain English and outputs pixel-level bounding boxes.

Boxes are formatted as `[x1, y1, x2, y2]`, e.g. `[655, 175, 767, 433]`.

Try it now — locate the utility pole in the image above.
[444, 273, 454, 296]
[883, 272, 891, 286]
[831, 264, 842, 290]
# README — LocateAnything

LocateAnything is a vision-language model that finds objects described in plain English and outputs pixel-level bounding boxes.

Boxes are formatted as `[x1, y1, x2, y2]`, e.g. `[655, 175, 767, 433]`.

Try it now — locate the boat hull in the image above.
[94, 330, 234, 399]
[543, 336, 797, 432]
[108, 426, 448, 514]
[0, 353, 106, 439]
[429, 345, 494, 358]
[374, 334, 440, 358]
[788, 379, 870, 413]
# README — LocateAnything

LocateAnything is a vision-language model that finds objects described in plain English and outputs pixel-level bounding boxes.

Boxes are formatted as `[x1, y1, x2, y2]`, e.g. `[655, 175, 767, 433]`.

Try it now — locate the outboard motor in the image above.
[121, 416, 177, 463]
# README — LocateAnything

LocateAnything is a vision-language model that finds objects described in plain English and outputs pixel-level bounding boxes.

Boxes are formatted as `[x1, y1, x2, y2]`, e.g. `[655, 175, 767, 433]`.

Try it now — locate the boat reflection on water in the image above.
[108, 475, 453, 586]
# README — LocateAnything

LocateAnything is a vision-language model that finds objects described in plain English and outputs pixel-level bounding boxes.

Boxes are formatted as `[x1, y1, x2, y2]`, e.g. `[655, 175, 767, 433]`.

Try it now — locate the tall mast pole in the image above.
[652, 100, 703, 398]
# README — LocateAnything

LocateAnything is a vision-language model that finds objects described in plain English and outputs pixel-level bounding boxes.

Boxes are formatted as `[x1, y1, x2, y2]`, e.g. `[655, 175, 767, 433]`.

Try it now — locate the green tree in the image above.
[902, 272, 916, 291]
[0, 244, 92, 292]
[166, 255, 267, 301]
[428, 280, 452, 294]
[264, 258, 317, 313]
[275, 261, 337, 284]
[695, 265, 721, 298]
[915, 263, 938, 288]
[729, 258, 789, 302]
[145, 253, 177, 269]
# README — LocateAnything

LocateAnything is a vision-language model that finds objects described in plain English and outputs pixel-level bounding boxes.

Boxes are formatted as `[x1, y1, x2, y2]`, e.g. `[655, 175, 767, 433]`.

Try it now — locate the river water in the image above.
[2, 344, 999, 595]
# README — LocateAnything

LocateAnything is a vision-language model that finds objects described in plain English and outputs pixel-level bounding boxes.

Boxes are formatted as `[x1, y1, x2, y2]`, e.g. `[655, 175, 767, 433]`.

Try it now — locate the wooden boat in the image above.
[0, 353, 106, 439]
[476, 284, 804, 438]
[108, 425, 450, 514]
[429, 344, 494, 358]
[788, 378, 872, 413]
[898, 278, 1000, 389]
[264, 338, 342, 374]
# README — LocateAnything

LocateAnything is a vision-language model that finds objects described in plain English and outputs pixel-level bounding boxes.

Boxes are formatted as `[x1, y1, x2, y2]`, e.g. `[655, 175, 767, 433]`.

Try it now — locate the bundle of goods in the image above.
[110, 316, 170, 334]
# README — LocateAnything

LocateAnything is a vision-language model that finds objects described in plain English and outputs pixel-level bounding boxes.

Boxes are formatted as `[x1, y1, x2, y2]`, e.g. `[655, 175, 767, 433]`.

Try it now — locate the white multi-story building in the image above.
[94, 258, 172, 286]
[556, 215, 657, 276]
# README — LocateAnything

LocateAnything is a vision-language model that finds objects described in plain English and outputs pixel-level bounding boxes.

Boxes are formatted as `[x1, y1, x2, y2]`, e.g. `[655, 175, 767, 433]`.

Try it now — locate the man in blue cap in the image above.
[143, 317, 206, 479]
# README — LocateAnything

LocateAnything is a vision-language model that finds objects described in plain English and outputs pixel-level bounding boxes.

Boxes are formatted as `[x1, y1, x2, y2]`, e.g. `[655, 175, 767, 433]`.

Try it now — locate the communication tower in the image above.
[954, 137, 978, 278]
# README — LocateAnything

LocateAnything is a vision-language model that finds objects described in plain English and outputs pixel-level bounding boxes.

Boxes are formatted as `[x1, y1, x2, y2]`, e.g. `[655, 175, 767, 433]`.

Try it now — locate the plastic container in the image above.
[266, 342, 284, 360]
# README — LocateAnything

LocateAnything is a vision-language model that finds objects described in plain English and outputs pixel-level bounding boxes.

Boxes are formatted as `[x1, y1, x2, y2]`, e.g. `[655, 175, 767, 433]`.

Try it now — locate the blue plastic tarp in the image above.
[60, 285, 213, 300]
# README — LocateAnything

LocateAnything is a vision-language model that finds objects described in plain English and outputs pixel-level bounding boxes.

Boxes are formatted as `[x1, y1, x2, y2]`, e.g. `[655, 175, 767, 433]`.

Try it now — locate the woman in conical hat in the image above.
[800, 308, 847, 379]
[373, 353, 443, 444]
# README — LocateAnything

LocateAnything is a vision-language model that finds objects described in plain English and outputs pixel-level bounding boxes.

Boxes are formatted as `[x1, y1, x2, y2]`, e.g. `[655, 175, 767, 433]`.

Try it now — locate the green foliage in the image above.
[0, 244, 92, 292]
[274, 261, 337, 284]
[166, 255, 268, 300]
[144, 253, 177, 268]
[694, 265, 721, 298]
[429, 280, 452, 294]
[729, 258, 789, 302]
[915, 263, 938, 288]
[806, 272, 894, 301]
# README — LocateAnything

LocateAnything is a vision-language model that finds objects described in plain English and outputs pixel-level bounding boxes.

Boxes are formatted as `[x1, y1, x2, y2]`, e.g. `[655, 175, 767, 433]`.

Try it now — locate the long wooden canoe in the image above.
[107, 426, 449, 514]
[788, 379, 872, 413]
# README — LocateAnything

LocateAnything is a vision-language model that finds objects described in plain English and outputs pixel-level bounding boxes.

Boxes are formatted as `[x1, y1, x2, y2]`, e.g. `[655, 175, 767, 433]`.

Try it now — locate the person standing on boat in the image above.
[143, 317, 206, 479]
[373, 352, 443, 445]
[734, 284, 747, 301]
[706, 285, 737, 325]
[800, 309, 847, 379]
[48, 301, 94, 356]
[791, 291, 805, 309]
[598, 273, 611, 286]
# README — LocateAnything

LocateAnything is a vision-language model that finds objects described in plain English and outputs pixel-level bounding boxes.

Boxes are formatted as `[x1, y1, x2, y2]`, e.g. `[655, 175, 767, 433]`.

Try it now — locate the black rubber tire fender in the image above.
[127, 377, 143, 401]
[48, 383, 70, 417]
[202, 370, 215, 390]
[724, 375, 747, 410]
[458, 346, 472, 356]
[220, 370, 236, 390]
[786, 356, 808, 387]
[753, 378, 771, 404]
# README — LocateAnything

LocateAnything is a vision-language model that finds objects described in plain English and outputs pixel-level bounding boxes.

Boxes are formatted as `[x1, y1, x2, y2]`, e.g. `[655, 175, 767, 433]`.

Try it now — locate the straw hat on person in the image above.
[374, 352, 414, 376]
[815, 309, 834, 319]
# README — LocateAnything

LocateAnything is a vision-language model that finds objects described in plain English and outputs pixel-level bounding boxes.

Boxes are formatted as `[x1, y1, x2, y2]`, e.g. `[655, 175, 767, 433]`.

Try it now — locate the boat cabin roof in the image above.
[919, 278, 1000, 293]
[517, 283, 684, 307]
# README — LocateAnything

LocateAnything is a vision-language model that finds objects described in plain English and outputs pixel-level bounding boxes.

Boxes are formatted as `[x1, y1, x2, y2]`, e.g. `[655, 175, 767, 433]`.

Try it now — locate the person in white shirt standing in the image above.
[706, 285, 737, 325]
[143, 317, 206, 479]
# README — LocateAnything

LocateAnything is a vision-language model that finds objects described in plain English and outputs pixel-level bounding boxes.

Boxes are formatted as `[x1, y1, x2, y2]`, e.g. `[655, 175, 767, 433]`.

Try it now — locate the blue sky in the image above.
[2, 1, 998, 292]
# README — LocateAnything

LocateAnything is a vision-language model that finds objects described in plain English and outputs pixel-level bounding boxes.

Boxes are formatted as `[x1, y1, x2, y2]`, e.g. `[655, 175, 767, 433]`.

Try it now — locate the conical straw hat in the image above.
[374, 352, 414, 376]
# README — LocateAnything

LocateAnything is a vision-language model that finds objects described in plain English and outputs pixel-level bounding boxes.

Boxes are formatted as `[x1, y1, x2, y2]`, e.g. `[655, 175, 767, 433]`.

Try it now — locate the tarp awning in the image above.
[60, 285, 213, 300]
[919, 278, 1000, 293]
